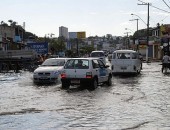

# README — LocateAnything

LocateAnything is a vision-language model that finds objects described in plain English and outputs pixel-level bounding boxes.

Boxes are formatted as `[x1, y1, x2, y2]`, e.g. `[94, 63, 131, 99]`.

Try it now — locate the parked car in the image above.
[60, 58, 112, 90]
[111, 50, 142, 75]
[90, 51, 107, 64]
[33, 58, 68, 83]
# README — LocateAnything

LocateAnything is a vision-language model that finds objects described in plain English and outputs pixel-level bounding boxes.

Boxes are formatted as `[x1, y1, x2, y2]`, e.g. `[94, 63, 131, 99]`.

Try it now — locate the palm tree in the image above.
[8, 20, 13, 26]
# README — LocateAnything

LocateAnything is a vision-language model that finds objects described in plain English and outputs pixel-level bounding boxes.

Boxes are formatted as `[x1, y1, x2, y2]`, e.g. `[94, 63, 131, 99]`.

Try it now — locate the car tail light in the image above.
[61, 73, 66, 78]
[134, 66, 136, 71]
[111, 65, 114, 70]
[86, 72, 92, 78]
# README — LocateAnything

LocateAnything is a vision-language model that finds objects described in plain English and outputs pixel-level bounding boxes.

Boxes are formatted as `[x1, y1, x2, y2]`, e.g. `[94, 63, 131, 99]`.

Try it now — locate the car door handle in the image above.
[96, 70, 98, 71]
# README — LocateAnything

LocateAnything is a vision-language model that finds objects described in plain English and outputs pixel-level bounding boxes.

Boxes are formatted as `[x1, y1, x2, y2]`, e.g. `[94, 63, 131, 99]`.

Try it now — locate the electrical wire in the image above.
[162, 0, 170, 9]
[151, 4, 170, 13]
[138, 0, 170, 13]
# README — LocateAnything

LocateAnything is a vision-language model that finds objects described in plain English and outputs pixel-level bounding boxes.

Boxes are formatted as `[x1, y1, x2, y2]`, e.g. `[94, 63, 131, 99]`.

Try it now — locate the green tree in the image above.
[48, 37, 66, 54]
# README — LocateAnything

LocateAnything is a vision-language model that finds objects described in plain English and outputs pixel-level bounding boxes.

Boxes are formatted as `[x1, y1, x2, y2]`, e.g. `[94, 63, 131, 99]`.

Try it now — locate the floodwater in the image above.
[0, 62, 170, 130]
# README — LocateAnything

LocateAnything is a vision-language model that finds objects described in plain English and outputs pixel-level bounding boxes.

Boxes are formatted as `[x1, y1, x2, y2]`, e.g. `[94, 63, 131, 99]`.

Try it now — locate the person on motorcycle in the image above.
[162, 53, 170, 73]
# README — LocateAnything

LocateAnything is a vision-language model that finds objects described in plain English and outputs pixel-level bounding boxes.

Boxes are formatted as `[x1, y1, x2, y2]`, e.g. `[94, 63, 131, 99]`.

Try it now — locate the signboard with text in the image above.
[28, 42, 48, 54]
[77, 32, 86, 39]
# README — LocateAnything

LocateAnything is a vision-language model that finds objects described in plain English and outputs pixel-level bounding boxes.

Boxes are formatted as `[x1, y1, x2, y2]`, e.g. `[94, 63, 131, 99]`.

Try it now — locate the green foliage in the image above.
[80, 45, 95, 54]
[48, 37, 66, 54]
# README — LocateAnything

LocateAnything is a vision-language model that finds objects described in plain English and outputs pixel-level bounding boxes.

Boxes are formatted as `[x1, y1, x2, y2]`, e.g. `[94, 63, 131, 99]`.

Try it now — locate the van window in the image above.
[92, 60, 99, 68]
[112, 53, 116, 59]
[91, 52, 104, 57]
[132, 53, 138, 59]
[117, 53, 130, 59]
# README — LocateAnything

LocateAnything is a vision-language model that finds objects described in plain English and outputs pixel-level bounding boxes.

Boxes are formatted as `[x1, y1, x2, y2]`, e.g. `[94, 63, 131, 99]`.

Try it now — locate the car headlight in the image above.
[53, 71, 59, 75]
[33, 72, 38, 75]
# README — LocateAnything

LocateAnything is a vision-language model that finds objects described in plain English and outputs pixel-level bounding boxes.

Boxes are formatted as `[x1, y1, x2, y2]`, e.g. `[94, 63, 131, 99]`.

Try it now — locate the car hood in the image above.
[34, 66, 63, 73]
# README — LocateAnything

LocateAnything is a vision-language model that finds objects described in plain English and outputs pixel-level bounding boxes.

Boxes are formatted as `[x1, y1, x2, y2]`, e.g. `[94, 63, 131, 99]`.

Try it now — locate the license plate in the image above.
[71, 80, 80, 84]
[121, 67, 127, 70]
[40, 77, 48, 79]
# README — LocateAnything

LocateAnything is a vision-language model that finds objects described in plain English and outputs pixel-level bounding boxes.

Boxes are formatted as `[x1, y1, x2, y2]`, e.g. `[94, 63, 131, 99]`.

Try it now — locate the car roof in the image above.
[113, 50, 137, 53]
[91, 51, 104, 53]
[47, 58, 69, 60]
[67, 57, 100, 60]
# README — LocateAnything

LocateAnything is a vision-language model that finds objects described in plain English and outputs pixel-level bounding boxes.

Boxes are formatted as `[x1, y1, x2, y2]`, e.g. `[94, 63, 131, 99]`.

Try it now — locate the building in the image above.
[0, 23, 25, 51]
[59, 26, 68, 39]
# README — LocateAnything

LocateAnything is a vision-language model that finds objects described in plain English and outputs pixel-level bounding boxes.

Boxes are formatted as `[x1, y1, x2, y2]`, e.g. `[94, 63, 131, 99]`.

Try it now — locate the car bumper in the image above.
[33, 76, 59, 83]
[61, 78, 93, 85]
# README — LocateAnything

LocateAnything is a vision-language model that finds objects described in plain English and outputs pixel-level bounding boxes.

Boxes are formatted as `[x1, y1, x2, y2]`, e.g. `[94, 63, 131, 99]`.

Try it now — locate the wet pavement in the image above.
[0, 62, 170, 130]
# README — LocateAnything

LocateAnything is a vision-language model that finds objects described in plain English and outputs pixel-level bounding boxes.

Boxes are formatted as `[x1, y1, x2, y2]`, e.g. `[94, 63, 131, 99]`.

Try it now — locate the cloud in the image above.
[120, 21, 131, 26]
[89, 12, 98, 15]
[152, 11, 170, 16]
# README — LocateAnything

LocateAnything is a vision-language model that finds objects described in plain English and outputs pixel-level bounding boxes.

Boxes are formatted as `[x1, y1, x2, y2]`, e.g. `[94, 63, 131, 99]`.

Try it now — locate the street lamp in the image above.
[131, 13, 147, 25]
[125, 28, 134, 33]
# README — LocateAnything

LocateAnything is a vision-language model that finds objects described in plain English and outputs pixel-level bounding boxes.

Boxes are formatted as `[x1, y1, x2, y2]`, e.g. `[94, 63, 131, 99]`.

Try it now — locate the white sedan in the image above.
[33, 58, 67, 83]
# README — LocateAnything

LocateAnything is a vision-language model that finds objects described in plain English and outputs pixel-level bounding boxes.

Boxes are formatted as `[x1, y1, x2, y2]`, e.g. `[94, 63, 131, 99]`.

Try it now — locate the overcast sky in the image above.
[0, 0, 170, 37]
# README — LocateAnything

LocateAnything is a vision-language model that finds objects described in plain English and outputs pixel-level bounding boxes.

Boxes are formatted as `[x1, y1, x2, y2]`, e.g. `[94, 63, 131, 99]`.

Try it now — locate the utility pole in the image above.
[129, 19, 139, 51]
[124, 32, 131, 37]
[146, 3, 149, 63]
[137, 18, 139, 52]
[138, 1, 150, 62]
[76, 38, 79, 56]
[124, 32, 131, 49]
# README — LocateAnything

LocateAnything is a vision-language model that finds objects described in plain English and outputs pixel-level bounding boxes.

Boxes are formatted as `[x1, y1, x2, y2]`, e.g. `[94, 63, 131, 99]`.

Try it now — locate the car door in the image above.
[92, 59, 102, 82]
[113, 53, 124, 73]
[117, 53, 131, 72]
[73, 59, 89, 78]
[64, 59, 77, 78]
[97, 59, 108, 82]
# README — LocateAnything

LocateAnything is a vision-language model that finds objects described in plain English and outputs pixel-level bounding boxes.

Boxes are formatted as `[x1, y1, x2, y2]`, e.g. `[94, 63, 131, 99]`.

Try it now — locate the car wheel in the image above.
[90, 78, 98, 90]
[137, 69, 141, 75]
[62, 81, 70, 89]
[106, 75, 112, 86]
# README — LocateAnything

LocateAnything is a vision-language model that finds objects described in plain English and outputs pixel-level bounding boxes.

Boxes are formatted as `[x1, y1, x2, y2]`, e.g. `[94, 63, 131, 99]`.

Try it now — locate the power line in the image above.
[138, 0, 170, 13]
[151, 4, 170, 13]
[162, 0, 170, 9]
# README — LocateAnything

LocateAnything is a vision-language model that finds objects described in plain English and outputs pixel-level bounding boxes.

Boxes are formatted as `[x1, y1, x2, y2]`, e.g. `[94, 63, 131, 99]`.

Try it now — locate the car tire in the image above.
[106, 75, 112, 86]
[62, 81, 70, 89]
[90, 78, 98, 90]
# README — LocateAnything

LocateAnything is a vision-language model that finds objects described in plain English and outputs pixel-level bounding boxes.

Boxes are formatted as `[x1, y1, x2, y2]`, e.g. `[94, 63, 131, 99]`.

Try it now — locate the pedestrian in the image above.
[162, 53, 170, 73]
[37, 55, 44, 65]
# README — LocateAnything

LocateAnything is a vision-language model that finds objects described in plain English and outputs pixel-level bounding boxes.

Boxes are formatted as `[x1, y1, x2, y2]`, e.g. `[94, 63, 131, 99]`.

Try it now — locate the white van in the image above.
[111, 50, 142, 75]
[90, 51, 106, 64]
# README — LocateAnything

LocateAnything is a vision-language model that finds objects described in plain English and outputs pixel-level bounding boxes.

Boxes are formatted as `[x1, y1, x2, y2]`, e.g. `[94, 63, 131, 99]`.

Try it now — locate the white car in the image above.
[60, 58, 112, 90]
[111, 50, 142, 75]
[33, 58, 68, 83]
[90, 51, 107, 64]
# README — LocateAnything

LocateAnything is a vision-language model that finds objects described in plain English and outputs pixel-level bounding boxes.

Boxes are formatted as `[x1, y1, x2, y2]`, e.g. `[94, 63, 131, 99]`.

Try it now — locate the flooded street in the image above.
[1, 62, 170, 130]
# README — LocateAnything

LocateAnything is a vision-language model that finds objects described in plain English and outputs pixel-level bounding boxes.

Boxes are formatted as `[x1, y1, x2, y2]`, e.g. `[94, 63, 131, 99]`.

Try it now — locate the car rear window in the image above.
[90, 52, 104, 57]
[117, 53, 131, 59]
[42, 59, 66, 66]
[64, 59, 89, 69]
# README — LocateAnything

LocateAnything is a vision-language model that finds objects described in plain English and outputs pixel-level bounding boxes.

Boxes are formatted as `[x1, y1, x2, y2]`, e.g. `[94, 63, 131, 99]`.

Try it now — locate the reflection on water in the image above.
[0, 63, 170, 129]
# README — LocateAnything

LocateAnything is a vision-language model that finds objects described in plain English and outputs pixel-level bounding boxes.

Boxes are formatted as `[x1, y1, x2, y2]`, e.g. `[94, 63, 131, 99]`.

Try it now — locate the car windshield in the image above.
[41, 59, 65, 66]
[64, 59, 89, 69]
[91, 52, 104, 57]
